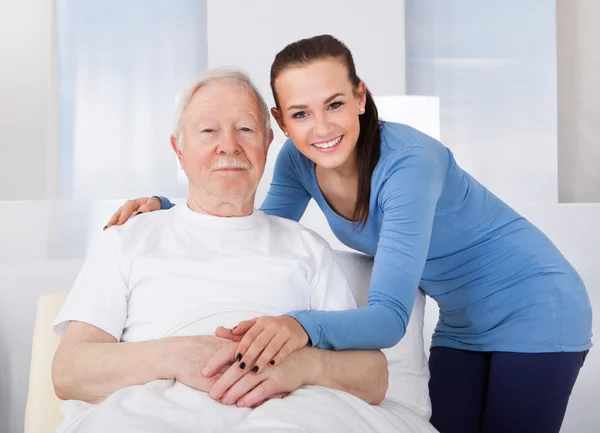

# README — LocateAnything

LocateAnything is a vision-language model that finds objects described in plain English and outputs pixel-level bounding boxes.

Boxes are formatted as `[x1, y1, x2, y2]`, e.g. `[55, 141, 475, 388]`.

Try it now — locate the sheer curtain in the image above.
[57, 0, 206, 200]
[405, 0, 558, 206]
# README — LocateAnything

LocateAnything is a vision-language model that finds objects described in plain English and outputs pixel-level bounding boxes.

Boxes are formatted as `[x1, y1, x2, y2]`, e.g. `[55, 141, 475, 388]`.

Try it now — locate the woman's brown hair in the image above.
[270, 34, 382, 228]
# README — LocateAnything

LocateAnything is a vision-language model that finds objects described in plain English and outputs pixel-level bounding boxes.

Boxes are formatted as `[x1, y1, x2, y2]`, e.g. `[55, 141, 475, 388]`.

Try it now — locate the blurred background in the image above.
[0, 1, 598, 432]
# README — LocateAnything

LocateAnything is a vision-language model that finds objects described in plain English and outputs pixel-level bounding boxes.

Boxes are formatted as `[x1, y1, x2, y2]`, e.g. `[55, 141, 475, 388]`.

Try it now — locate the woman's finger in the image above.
[215, 326, 243, 342]
[137, 196, 162, 213]
[104, 209, 122, 230]
[269, 339, 300, 367]
[252, 331, 289, 372]
[238, 328, 278, 373]
[231, 318, 258, 336]
[234, 323, 267, 367]
[116, 200, 141, 225]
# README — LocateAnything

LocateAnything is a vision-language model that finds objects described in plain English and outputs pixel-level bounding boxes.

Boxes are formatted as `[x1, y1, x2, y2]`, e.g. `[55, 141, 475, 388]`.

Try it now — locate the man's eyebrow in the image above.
[286, 93, 345, 111]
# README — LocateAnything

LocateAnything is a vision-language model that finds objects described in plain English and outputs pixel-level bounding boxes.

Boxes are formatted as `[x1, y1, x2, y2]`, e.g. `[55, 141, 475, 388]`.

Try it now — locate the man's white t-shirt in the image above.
[53, 204, 358, 431]
[55, 203, 356, 344]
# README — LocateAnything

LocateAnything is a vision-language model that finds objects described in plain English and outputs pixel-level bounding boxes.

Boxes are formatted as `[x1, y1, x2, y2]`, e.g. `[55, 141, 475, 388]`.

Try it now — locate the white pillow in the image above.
[333, 250, 432, 418]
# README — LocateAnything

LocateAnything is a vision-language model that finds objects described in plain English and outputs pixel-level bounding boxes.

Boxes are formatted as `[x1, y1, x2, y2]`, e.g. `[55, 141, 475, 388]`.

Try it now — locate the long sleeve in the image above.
[156, 196, 175, 210]
[259, 140, 311, 221]
[287, 147, 443, 350]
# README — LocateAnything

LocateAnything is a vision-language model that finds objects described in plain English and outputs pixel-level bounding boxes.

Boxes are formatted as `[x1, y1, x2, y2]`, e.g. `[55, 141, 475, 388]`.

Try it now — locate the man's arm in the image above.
[304, 347, 388, 405]
[53, 321, 233, 403]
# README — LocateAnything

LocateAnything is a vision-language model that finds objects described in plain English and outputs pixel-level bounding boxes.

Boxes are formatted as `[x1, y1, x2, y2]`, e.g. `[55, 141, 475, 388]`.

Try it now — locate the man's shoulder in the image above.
[104, 208, 173, 247]
[261, 212, 330, 249]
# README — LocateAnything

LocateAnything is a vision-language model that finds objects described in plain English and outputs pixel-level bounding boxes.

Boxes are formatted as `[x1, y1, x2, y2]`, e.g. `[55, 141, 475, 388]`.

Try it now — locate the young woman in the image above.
[105, 35, 592, 433]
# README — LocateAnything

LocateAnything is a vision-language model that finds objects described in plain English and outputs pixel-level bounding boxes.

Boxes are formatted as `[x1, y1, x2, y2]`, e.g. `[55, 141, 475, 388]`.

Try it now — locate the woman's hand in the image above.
[104, 197, 162, 230]
[208, 347, 313, 408]
[203, 316, 309, 378]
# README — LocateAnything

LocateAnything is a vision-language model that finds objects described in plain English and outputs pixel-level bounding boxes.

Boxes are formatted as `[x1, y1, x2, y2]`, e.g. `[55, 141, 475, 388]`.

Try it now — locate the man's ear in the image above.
[271, 107, 287, 137]
[170, 134, 184, 165]
[266, 128, 274, 154]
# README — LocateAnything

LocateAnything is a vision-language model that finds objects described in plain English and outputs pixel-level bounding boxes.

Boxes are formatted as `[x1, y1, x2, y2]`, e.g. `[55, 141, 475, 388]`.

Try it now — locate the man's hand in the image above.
[208, 347, 315, 408]
[203, 316, 309, 378]
[171, 336, 237, 392]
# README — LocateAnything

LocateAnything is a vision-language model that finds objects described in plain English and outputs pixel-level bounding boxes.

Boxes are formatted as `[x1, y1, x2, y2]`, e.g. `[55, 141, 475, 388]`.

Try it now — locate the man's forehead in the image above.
[185, 84, 262, 121]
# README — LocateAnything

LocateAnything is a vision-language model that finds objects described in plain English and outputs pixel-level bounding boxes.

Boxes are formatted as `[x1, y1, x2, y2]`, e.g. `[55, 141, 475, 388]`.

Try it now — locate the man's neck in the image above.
[186, 189, 255, 218]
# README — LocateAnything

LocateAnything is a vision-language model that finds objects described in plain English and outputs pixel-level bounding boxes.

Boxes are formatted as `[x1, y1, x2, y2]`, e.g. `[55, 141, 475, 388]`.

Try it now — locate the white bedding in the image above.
[57, 311, 438, 433]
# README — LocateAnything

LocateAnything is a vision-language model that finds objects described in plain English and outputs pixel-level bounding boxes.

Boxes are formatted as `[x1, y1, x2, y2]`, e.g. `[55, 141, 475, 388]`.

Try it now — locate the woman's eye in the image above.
[329, 101, 343, 110]
[292, 111, 307, 119]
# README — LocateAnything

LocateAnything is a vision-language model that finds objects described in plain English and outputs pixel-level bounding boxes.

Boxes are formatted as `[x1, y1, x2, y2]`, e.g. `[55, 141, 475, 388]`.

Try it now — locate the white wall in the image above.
[0, 0, 58, 200]
[206, 0, 406, 106]
[405, 0, 559, 207]
[557, 0, 600, 203]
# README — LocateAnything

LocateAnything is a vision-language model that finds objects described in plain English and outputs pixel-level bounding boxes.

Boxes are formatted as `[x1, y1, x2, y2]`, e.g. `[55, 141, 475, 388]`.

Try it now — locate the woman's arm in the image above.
[259, 139, 311, 221]
[288, 148, 444, 350]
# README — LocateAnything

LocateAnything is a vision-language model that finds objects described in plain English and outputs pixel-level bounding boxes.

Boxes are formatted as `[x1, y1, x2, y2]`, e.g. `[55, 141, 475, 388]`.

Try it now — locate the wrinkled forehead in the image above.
[184, 80, 264, 128]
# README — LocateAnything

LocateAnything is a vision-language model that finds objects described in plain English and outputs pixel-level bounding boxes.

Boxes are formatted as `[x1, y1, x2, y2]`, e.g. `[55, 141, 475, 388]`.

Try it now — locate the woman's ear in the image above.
[356, 81, 368, 111]
[271, 107, 288, 137]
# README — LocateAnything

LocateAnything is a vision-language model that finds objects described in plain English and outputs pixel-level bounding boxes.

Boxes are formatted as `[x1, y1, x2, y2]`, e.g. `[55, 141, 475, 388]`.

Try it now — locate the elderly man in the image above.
[51, 69, 390, 433]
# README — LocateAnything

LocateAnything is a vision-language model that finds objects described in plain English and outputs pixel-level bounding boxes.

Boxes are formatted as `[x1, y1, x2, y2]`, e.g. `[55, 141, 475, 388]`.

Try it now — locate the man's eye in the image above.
[202, 129, 214, 133]
[240, 127, 253, 132]
[292, 111, 307, 119]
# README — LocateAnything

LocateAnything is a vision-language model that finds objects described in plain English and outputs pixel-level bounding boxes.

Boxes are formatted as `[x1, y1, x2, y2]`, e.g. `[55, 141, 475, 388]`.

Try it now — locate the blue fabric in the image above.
[157, 122, 593, 353]
[428, 347, 587, 433]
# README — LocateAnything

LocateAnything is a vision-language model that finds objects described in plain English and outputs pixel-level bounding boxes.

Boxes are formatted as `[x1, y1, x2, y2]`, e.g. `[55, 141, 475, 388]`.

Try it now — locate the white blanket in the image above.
[58, 312, 438, 433]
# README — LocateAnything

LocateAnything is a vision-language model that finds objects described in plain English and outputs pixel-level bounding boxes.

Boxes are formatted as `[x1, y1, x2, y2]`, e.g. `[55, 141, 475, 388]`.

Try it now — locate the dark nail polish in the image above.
[236, 353, 242, 361]
[252, 365, 259, 373]
[269, 360, 275, 365]
[103, 226, 107, 230]
[239, 362, 246, 370]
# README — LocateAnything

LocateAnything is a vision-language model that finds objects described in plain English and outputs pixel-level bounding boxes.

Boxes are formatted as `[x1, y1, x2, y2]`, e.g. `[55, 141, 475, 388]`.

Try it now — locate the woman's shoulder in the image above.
[379, 121, 441, 153]
[274, 138, 312, 176]
[378, 122, 447, 170]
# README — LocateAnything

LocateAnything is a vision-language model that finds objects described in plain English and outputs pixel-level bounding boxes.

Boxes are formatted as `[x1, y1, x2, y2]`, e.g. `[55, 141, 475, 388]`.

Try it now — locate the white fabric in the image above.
[335, 252, 431, 418]
[54, 204, 435, 432]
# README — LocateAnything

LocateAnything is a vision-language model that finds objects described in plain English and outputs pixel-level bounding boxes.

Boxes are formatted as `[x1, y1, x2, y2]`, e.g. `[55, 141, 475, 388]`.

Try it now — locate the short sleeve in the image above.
[53, 228, 129, 341]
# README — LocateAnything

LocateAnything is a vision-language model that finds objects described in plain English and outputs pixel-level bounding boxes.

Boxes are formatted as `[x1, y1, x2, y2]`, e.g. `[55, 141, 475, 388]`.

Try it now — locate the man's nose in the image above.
[216, 130, 241, 154]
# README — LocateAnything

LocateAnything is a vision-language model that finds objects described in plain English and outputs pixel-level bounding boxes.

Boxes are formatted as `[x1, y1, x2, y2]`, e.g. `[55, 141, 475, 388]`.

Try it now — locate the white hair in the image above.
[174, 67, 271, 150]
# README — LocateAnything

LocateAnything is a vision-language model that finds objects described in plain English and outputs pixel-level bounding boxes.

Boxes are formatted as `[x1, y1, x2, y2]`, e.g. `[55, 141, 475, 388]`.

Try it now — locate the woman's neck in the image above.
[317, 148, 359, 181]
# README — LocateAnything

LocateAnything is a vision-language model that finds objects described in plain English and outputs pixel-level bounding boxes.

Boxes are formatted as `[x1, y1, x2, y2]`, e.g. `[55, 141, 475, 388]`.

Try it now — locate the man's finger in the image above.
[237, 379, 278, 408]
[208, 362, 248, 401]
[202, 344, 236, 378]
[219, 372, 263, 405]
